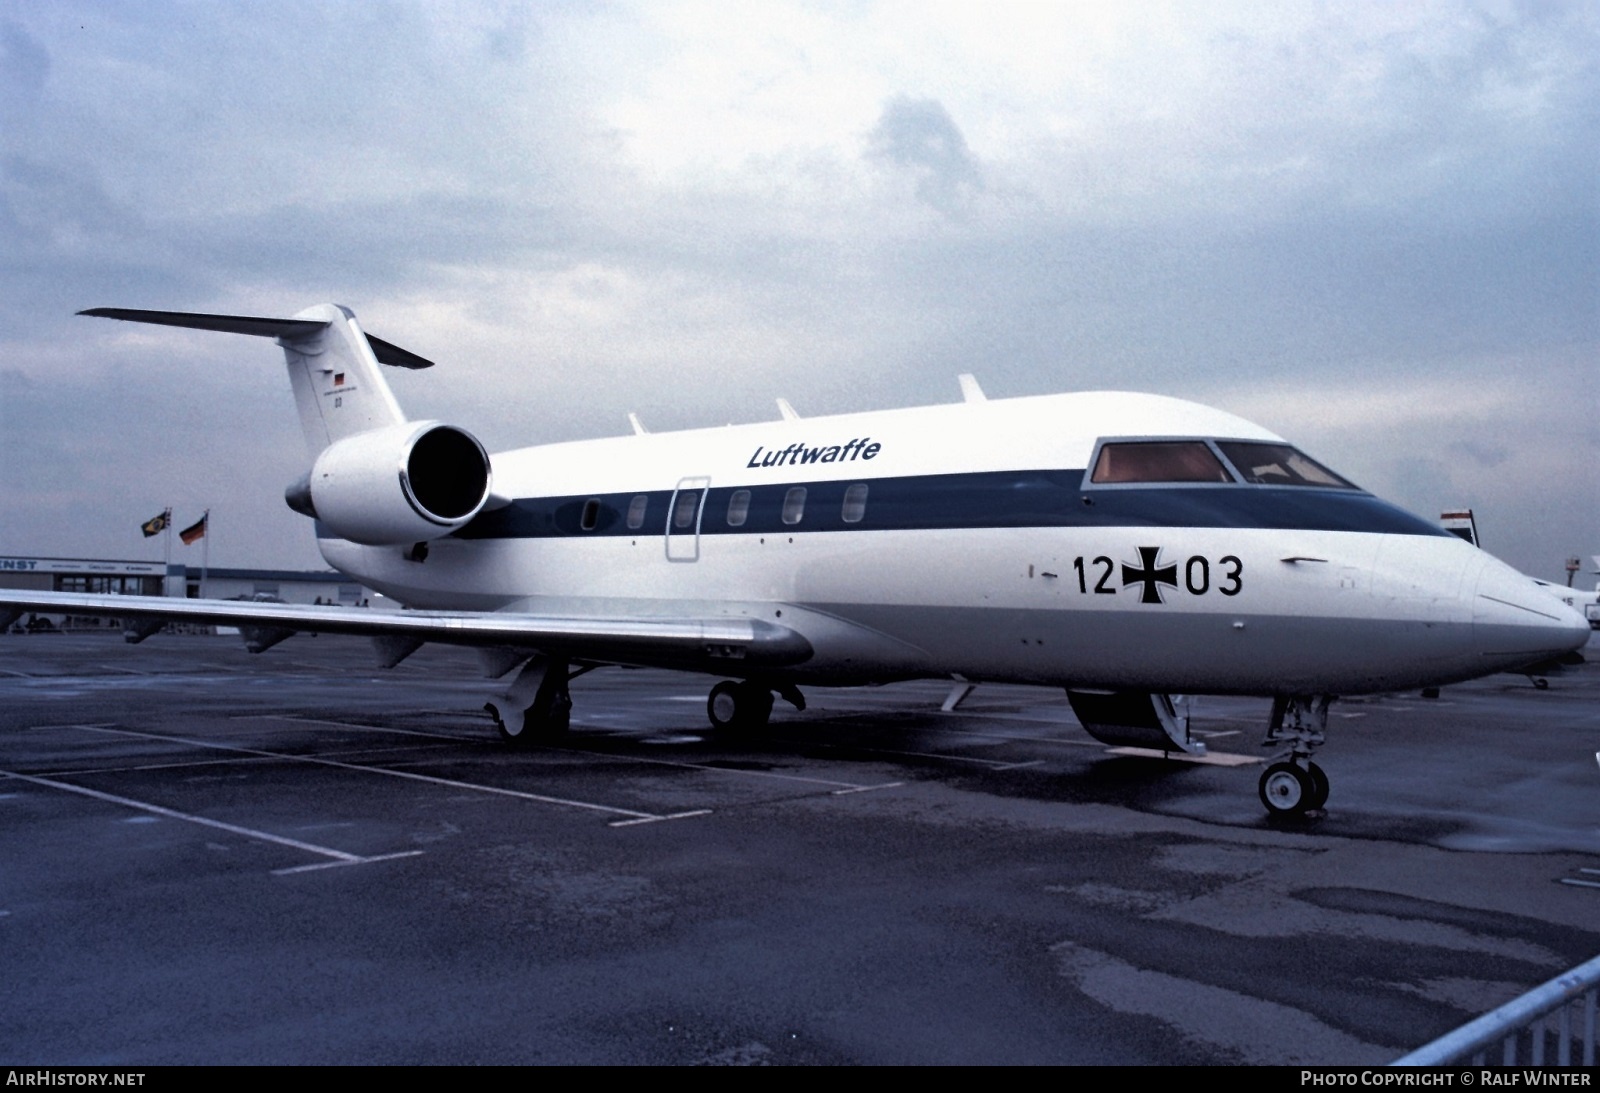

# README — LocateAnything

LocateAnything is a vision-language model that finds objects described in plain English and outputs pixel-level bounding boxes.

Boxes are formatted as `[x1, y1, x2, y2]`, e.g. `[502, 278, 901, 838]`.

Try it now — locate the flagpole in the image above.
[200, 508, 210, 599]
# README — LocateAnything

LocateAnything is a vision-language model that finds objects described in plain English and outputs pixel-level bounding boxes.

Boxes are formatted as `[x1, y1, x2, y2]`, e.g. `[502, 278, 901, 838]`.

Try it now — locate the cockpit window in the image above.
[1090, 441, 1233, 484]
[1215, 441, 1355, 488]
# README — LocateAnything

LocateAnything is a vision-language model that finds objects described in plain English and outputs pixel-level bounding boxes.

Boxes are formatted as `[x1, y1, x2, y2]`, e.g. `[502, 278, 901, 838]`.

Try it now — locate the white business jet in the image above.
[1, 305, 1587, 817]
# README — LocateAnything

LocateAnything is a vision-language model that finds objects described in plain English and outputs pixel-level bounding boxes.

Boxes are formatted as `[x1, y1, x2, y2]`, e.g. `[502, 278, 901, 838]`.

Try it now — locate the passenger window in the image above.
[1215, 441, 1355, 488]
[626, 494, 648, 529]
[841, 483, 868, 523]
[1091, 441, 1232, 484]
[580, 498, 601, 531]
[781, 486, 806, 525]
[726, 489, 751, 527]
[673, 489, 702, 529]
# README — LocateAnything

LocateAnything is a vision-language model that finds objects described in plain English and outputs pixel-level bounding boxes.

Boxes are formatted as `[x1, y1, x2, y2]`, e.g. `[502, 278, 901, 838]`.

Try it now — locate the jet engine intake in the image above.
[293, 421, 492, 545]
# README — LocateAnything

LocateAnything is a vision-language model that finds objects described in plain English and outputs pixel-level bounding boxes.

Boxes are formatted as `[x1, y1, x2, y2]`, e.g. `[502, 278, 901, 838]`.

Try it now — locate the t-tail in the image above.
[80, 305, 493, 546]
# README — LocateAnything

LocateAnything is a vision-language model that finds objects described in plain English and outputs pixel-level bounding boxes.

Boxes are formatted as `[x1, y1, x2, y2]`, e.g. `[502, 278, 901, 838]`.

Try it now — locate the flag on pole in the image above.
[179, 512, 208, 545]
[140, 509, 171, 538]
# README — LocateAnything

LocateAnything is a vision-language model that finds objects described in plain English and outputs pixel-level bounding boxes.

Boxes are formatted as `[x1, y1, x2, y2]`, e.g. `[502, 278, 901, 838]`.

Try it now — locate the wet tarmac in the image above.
[2, 630, 1597, 1064]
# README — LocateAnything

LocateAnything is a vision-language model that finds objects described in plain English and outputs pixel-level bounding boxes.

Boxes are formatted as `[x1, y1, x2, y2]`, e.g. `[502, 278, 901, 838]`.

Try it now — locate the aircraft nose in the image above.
[1471, 557, 1591, 671]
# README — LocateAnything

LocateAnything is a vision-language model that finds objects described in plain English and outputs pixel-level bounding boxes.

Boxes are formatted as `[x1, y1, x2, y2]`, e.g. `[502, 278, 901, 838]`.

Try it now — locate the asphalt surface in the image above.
[2, 630, 1597, 1064]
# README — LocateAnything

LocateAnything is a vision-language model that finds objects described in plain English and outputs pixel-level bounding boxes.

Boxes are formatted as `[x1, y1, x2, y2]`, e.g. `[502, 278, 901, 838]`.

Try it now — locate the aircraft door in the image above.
[665, 476, 710, 562]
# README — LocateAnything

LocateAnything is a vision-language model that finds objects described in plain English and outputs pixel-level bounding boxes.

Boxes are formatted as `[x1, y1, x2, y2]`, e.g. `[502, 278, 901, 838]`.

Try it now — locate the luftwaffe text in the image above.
[747, 438, 881, 469]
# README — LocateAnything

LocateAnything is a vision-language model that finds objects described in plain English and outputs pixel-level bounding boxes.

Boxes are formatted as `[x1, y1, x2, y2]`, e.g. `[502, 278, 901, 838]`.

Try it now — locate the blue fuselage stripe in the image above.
[451, 470, 1450, 541]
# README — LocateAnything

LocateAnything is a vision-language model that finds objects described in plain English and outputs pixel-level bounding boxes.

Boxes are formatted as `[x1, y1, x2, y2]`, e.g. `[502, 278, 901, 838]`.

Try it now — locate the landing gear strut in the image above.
[485, 655, 572, 745]
[1259, 695, 1332, 817]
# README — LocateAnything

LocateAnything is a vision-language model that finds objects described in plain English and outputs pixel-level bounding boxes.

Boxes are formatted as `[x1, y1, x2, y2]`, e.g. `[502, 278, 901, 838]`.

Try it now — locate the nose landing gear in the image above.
[1259, 695, 1332, 818]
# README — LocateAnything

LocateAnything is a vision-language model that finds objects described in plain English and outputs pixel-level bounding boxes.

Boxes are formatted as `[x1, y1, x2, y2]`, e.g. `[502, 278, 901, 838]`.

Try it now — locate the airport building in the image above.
[0, 554, 373, 629]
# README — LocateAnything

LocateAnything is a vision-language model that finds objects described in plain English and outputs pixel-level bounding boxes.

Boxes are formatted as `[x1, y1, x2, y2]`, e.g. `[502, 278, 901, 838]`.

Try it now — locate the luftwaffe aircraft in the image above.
[2, 306, 1587, 816]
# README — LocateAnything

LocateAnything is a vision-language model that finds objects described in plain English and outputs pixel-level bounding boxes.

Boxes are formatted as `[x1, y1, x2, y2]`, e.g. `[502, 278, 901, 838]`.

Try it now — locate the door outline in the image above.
[665, 476, 710, 562]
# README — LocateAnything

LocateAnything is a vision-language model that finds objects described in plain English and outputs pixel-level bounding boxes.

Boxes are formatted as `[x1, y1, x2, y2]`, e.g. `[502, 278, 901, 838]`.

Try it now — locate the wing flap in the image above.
[0, 590, 811, 669]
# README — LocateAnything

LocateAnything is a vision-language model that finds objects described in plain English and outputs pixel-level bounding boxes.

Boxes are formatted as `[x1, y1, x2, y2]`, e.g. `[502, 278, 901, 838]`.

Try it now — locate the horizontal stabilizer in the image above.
[79, 308, 434, 369]
[363, 333, 434, 370]
[79, 307, 328, 340]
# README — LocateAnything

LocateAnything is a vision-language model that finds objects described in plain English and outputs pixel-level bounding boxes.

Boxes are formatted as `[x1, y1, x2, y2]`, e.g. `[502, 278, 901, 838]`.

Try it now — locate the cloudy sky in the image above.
[1, 1, 1594, 580]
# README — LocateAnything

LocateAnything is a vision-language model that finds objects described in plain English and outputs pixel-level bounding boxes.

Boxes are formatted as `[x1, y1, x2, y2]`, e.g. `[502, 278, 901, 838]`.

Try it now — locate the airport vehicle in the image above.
[1, 305, 1588, 817]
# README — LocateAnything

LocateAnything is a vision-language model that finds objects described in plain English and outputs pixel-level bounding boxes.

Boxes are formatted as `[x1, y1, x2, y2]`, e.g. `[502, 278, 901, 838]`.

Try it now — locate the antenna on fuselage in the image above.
[628, 412, 649, 436]
[957, 374, 986, 403]
[776, 398, 801, 421]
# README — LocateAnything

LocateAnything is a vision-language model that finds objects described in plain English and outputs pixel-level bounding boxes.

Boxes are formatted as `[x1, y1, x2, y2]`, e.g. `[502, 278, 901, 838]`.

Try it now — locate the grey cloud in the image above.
[867, 96, 982, 213]
[1448, 438, 1511, 469]
[0, 21, 49, 106]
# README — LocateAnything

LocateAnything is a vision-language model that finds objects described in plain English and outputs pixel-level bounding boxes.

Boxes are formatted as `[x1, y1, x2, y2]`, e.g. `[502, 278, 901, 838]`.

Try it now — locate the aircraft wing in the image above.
[0, 590, 812, 671]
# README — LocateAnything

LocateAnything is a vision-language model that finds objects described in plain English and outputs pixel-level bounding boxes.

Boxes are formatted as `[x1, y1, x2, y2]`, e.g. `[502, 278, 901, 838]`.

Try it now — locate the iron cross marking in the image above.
[1122, 546, 1178, 604]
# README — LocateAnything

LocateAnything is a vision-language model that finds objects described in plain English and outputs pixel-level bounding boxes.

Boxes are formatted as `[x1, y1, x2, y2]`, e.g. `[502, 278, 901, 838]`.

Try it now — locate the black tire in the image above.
[707, 680, 773, 739]
[1259, 761, 1315, 817]
[486, 697, 570, 747]
[1305, 761, 1330, 811]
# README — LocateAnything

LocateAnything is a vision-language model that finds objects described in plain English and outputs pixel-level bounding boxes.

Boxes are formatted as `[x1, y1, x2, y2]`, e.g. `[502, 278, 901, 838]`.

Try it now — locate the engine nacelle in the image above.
[288, 421, 492, 546]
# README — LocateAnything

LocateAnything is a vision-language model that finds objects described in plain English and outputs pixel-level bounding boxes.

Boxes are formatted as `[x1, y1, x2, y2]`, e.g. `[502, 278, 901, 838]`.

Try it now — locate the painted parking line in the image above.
[0, 768, 421, 873]
[257, 712, 900, 797]
[1103, 746, 1262, 767]
[774, 732, 1075, 770]
[548, 742, 899, 793]
[235, 714, 470, 741]
[64, 724, 689, 825]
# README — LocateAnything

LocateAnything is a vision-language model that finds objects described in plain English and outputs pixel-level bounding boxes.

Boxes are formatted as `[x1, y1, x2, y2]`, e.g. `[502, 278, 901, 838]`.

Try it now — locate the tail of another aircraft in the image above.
[79, 304, 432, 456]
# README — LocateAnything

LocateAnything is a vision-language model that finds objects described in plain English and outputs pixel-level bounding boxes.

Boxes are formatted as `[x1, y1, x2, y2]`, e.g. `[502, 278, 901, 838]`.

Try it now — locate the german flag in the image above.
[179, 513, 208, 545]
[140, 509, 170, 538]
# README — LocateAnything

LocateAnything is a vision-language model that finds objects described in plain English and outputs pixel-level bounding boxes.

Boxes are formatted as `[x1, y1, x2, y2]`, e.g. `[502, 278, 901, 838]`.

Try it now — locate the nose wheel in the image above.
[1258, 760, 1328, 817]
[1260, 695, 1333, 817]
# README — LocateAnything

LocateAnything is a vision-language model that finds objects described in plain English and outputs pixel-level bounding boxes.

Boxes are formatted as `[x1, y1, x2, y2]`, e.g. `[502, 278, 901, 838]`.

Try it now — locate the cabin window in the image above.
[673, 489, 702, 529]
[626, 494, 648, 529]
[841, 483, 868, 523]
[1215, 442, 1355, 488]
[726, 489, 751, 527]
[580, 498, 601, 531]
[781, 486, 807, 525]
[1090, 441, 1232, 484]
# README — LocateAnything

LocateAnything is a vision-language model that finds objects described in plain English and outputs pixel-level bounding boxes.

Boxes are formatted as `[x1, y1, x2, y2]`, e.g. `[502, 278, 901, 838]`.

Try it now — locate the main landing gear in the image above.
[485, 654, 573, 745]
[1258, 695, 1332, 818]
[706, 680, 805, 740]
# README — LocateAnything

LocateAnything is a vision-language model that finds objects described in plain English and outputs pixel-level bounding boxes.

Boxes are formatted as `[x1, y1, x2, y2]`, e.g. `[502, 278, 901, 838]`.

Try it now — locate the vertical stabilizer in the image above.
[278, 304, 408, 454]
[80, 304, 427, 457]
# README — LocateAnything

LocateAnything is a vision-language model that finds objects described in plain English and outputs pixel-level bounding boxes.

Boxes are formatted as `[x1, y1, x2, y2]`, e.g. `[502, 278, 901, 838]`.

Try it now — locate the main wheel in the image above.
[486, 696, 570, 747]
[1259, 761, 1316, 817]
[707, 680, 774, 739]
[1305, 761, 1329, 811]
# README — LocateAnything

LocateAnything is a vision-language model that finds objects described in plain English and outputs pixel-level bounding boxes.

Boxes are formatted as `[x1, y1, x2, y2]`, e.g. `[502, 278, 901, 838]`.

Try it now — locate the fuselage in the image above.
[319, 390, 1589, 695]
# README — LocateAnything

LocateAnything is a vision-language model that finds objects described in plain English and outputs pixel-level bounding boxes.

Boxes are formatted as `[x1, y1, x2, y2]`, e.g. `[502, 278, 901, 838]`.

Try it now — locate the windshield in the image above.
[1090, 441, 1233, 484]
[1215, 441, 1355, 488]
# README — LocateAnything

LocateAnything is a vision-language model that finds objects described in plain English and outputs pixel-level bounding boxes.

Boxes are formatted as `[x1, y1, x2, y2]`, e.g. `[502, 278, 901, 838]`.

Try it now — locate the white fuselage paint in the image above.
[318, 391, 1589, 696]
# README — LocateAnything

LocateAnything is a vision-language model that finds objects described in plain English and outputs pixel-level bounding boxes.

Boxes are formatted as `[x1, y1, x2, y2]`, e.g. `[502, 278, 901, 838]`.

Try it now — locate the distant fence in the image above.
[1393, 953, 1600, 1066]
